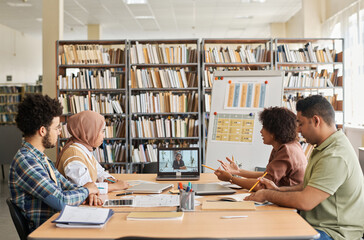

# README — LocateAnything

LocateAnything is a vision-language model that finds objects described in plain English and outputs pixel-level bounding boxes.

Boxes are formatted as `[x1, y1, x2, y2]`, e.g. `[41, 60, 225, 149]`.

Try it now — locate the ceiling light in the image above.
[241, 0, 266, 3]
[135, 16, 155, 19]
[124, 0, 148, 4]
[235, 15, 253, 19]
[7, 2, 32, 7]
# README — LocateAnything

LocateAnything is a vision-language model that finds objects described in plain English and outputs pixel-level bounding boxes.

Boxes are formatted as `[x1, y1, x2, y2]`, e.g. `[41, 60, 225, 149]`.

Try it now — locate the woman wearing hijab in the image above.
[56, 110, 129, 194]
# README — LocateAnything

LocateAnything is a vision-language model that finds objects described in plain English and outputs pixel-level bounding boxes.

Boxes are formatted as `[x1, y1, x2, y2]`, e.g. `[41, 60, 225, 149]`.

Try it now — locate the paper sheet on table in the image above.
[121, 194, 180, 207]
[211, 181, 243, 189]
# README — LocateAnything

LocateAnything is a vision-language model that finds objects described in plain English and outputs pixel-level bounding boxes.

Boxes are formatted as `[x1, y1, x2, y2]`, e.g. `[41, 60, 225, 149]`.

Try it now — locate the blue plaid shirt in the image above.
[8, 141, 89, 231]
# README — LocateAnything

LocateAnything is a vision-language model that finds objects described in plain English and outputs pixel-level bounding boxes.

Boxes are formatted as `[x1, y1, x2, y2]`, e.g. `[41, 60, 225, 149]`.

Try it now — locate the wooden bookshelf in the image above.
[56, 40, 128, 173]
[0, 84, 42, 125]
[200, 38, 273, 166]
[275, 38, 345, 129]
[128, 39, 201, 173]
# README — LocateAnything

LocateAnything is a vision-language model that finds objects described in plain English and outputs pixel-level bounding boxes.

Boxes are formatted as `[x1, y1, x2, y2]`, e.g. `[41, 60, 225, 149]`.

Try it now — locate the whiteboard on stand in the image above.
[205, 71, 284, 172]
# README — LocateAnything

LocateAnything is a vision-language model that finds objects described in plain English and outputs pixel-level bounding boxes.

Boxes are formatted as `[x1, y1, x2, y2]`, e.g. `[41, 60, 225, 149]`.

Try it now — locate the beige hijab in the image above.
[56, 110, 105, 168]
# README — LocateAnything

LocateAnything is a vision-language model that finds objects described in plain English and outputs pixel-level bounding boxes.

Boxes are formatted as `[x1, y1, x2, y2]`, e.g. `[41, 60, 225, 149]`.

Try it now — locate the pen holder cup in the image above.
[179, 190, 195, 212]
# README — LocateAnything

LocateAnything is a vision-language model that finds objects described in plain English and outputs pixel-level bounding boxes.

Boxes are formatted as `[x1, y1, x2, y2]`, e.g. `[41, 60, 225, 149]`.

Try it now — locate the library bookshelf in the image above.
[128, 39, 201, 173]
[201, 38, 273, 165]
[56, 40, 128, 173]
[52, 37, 345, 172]
[0, 84, 42, 125]
[275, 38, 344, 157]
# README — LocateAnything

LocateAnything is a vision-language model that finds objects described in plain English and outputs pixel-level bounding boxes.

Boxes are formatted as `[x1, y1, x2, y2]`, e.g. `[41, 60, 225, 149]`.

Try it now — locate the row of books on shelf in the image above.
[130, 68, 198, 89]
[0, 86, 22, 94]
[284, 70, 342, 88]
[60, 119, 126, 139]
[130, 92, 198, 113]
[131, 144, 157, 163]
[93, 142, 126, 163]
[130, 42, 197, 64]
[283, 93, 343, 112]
[0, 113, 16, 123]
[203, 70, 214, 88]
[24, 85, 42, 93]
[0, 105, 17, 112]
[204, 45, 270, 63]
[276, 43, 342, 63]
[0, 95, 21, 103]
[59, 44, 125, 65]
[58, 69, 124, 90]
[59, 94, 124, 114]
[130, 117, 199, 138]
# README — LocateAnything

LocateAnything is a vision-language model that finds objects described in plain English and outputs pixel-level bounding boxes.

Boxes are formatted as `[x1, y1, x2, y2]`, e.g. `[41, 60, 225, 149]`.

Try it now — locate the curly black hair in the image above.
[259, 107, 297, 144]
[16, 94, 63, 137]
[296, 95, 335, 125]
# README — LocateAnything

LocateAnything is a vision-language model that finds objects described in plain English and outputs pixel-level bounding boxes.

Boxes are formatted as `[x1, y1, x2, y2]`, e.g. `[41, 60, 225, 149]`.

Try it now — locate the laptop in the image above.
[156, 147, 200, 181]
[189, 184, 236, 196]
[125, 183, 173, 194]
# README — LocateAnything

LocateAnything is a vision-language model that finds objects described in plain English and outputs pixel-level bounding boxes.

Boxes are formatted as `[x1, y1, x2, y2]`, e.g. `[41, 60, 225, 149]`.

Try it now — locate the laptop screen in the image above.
[158, 148, 199, 174]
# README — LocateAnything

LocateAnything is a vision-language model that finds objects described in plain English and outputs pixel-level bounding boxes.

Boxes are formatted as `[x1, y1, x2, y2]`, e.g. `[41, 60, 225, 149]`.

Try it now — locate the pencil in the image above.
[249, 172, 268, 192]
[232, 155, 234, 162]
[202, 164, 216, 171]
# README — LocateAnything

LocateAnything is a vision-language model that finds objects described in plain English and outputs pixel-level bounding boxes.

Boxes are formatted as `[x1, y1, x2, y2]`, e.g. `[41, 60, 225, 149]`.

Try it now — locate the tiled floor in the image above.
[0, 164, 19, 239]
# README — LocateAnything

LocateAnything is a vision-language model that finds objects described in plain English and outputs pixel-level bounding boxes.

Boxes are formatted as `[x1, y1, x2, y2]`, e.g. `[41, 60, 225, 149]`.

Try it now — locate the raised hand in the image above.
[217, 157, 240, 175]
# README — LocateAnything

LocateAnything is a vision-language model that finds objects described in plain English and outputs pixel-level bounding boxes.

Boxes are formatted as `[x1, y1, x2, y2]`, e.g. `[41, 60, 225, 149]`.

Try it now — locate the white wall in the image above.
[326, 0, 357, 19]
[0, 23, 42, 84]
[345, 126, 364, 156]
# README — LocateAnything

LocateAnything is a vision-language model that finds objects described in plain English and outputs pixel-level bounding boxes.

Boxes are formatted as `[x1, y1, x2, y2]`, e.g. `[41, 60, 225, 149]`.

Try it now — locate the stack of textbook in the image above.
[52, 205, 114, 228]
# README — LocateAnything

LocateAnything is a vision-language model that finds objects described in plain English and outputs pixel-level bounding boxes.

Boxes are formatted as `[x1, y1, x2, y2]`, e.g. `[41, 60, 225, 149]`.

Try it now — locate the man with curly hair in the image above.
[246, 95, 364, 240]
[215, 107, 307, 190]
[8, 94, 101, 232]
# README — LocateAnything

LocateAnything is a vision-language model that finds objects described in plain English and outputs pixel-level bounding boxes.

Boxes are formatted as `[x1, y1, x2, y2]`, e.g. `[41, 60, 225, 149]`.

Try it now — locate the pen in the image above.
[116, 192, 133, 196]
[220, 215, 248, 219]
[98, 187, 105, 189]
[249, 172, 268, 192]
[232, 155, 234, 162]
[202, 164, 216, 171]
[105, 178, 116, 183]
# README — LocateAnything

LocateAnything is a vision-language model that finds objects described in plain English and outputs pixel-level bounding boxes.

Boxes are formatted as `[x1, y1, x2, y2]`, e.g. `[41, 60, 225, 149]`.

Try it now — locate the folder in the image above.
[52, 205, 113, 228]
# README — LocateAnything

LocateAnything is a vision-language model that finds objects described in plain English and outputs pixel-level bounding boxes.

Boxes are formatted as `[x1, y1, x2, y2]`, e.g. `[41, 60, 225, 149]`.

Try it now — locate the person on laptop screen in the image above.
[173, 152, 186, 170]
[215, 107, 307, 190]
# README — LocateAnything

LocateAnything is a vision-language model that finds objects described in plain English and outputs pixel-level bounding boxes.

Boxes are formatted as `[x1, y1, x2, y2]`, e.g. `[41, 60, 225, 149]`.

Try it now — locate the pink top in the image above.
[265, 141, 307, 186]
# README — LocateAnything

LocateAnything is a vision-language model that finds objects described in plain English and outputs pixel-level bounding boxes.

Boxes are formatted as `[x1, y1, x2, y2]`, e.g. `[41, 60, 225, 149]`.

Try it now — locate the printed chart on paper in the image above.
[211, 113, 255, 143]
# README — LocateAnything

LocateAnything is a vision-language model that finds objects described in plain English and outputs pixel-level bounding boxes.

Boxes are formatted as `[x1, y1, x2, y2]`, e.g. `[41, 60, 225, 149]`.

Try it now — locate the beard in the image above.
[42, 130, 56, 149]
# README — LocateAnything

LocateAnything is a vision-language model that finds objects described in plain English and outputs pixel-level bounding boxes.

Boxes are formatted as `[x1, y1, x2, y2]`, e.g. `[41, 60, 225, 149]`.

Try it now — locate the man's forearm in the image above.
[278, 184, 304, 192]
[264, 189, 305, 209]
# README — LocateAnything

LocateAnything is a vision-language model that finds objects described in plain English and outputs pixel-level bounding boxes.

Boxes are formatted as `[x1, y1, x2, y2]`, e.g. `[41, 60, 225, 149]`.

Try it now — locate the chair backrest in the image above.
[6, 198, 30, 240]
[142, 162, 158, 173]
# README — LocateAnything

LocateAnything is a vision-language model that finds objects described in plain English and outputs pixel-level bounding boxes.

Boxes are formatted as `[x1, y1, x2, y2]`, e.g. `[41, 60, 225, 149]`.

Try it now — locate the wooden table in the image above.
[28, 174, 319, 240]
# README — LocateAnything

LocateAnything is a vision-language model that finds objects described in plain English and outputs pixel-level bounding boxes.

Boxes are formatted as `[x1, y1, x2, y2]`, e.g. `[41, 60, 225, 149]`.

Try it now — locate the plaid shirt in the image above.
[8, 141, 89, 231]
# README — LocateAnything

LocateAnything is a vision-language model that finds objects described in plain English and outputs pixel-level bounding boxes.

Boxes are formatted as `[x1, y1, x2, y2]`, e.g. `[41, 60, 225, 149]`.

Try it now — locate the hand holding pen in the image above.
[249, 172, 268, 192]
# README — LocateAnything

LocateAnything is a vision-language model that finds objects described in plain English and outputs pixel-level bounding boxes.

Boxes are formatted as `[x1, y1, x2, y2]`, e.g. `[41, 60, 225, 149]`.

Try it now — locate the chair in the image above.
[142, 162, 158, 173]
[6, 198, 30, 240]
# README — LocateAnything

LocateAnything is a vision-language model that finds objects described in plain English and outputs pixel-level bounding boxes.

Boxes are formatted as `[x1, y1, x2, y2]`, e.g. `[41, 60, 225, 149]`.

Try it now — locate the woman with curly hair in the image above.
[214, 107, 307, 191]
